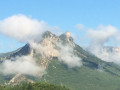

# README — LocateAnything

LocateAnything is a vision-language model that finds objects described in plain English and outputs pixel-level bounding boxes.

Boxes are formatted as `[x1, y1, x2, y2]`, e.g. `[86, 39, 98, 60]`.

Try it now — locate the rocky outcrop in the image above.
[7, 73, 34, 85]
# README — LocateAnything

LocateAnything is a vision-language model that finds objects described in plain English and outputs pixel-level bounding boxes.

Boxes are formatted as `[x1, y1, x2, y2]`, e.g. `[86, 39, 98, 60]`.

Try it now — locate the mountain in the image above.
[1, 31, 120, 90]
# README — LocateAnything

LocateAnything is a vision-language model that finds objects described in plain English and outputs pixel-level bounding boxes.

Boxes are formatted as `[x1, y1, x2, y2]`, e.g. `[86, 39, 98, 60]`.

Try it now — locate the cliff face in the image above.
[40, 31, 60, 57]
[29, 31, 76, 69]
[7, 73, 34, 85]
[59, 31, 75, 47]
[30, 31, 75, 59]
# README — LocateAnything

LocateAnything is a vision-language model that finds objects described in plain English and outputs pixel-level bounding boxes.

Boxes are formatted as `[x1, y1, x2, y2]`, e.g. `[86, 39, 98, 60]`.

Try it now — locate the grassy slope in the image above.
[40, 45, 120, 90]
[41, 59, 120, 90]
[0, 82, 69, 90]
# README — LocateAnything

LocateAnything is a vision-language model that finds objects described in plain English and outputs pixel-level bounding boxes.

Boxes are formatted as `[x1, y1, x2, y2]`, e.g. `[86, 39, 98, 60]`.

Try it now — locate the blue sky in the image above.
[0, 0, 120, 53]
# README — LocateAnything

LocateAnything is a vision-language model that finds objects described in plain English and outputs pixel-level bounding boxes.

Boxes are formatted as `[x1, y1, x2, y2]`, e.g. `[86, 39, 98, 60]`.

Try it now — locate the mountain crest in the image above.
[42, 31, 57, 38]
[59, 31, 73, 41]
[59, 31, 75, 47]
[65, 31, 71, 38]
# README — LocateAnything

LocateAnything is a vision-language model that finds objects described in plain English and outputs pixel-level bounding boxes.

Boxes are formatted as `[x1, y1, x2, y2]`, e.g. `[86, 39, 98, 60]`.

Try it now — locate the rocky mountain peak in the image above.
[59, 32, 73, 41]
[65, 31, 71, 38]
[42, 31, 74, 43]
[0, 31, 75, 61]
[42, 31, 57, 39]
[41, 31, 75, 49]
[59, 31, 75, 47]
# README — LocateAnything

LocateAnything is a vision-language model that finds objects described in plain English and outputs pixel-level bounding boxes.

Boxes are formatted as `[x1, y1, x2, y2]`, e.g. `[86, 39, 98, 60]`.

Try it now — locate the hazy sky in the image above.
[0, 0, 120, 52]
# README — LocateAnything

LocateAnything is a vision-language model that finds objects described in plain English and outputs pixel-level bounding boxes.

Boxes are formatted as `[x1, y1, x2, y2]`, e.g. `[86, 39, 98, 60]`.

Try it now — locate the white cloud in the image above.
[0, 14, 59, 42]
[57, 44, 82, 68]
[87, 25, 117, 45]
[86, 25, 120, 64]
[0, 55, 45, 76]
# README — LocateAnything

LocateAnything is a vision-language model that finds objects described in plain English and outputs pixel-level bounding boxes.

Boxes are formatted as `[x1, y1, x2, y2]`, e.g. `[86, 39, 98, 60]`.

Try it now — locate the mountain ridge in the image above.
[1, 31, 120, 90]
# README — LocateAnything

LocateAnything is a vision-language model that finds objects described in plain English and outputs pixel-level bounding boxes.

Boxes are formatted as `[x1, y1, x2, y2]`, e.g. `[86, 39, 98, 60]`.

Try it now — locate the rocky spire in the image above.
[66, 31, 71, 38]
[59, 31, 75, 47]
[42, 31, 57, 39]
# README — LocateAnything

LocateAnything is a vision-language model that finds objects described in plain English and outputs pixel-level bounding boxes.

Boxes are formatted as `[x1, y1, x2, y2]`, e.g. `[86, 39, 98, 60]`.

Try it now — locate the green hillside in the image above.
[40, 59, 120, 90]
[39, 44, 120, 90]
[0, 82, 69, 90]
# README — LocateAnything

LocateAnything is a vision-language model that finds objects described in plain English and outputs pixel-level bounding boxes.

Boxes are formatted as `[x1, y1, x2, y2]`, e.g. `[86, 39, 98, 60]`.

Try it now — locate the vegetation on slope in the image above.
[40, 58, 120, 90]
[0, 82, 69, 90]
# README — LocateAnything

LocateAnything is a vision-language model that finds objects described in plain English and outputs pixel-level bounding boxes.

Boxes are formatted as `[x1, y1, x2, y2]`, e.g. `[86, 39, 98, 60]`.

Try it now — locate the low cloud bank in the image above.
[86, 25, 120, 64]
[58, 44, 82, 68]
[30, 40, 82, 68]
[0, 55, 45, 76]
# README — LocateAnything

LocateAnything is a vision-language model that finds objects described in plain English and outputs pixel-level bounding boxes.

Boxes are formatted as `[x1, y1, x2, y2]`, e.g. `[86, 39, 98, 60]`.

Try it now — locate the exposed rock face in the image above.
[11, 44, 31, 57]
[40, 31, 60, 57]
[66, 31, 71, 38]
[0, 44, 31, 61]
[32, 31, 75, 59]
[9, 74, 26, 84]
[29, 31, 60, 69]
[59, 31, 75, 47]
[7, 73, 34, 85]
